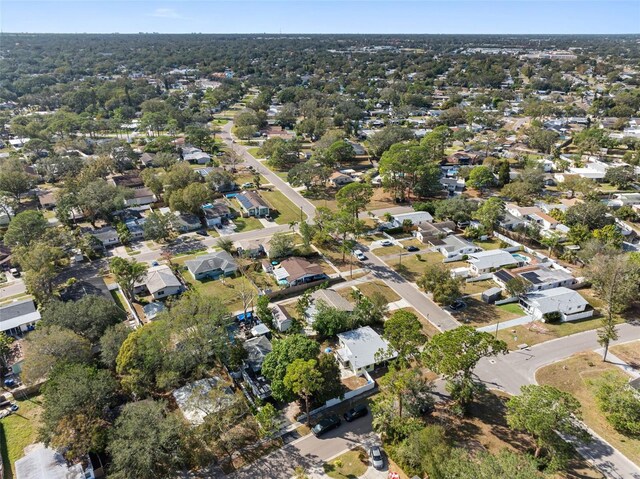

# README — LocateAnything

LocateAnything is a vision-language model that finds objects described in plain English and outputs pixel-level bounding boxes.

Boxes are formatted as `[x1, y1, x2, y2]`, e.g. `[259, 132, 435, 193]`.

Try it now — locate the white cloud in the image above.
[151, 8, 183, 19]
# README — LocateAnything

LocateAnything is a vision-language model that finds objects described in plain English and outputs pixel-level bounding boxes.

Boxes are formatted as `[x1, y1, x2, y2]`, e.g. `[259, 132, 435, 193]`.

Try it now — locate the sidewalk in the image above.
[476, 314, 533, 333]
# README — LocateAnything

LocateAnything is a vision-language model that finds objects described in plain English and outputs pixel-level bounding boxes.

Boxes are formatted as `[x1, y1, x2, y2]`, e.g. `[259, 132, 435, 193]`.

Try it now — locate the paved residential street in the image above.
[0, 279, 26, 300]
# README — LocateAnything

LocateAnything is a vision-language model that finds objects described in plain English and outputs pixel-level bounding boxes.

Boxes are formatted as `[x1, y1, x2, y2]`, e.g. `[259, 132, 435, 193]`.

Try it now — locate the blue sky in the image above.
[3, 1, 639, 34]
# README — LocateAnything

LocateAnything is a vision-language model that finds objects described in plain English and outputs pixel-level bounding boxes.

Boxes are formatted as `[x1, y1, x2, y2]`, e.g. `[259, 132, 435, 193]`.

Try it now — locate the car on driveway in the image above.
[312, 415, 341, 437]
[343, 404, 368, 422]
[380, 240, 393, 247]
[354, 249, 366, 261]
[241, 182, 255, 189]
[449, 300, 466, 311]
[405, 245, 419, 252]
[369, 446, 384, 469]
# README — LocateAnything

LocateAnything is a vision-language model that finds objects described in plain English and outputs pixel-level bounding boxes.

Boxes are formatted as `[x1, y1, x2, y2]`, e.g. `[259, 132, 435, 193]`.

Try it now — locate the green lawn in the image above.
[473, 239, 503, 250]
[340, 280, 401, 303]
[183, 273, 258, 313]
[110, 289, 128, 315]
[323, 448, 368, 479]
[261, 190, 303, 224]
[247, 147, 261, 158]
[497, 302, 524, 315]
[234, 217, 264, 232]
[0, 395, 44, 479]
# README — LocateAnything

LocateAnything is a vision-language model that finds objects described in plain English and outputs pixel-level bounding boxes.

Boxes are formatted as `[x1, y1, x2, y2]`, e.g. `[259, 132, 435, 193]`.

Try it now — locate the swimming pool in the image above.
[512, 253, 529, 263]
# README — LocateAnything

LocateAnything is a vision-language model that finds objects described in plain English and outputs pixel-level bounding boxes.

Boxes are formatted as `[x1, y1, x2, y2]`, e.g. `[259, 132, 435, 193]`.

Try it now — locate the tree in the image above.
[604, 166, 636, 190]
[268, 232, 295, 259]
[441, 449, 544, 479]
[0, 332, 14, 375]
[108, 400, 187, 479]
[422, 326, 507, 411]
[261, 334, 319, 402]
[41, 363, 117, 461]
[473, 197, 505, 232]
[525, 126, 559, 153]
[500, 181, 539, 206]
[434, 197, 478, 224]
[143, 211, 173, 242]
[110, 257, 148, 300]
[505, 276, 530, 298]
[586, 252, 640, 360]
[394, 425, 450, 479]
[326, 140, 355, 165]
[413, 163, 443, 198]
[255, 403, 280, 439]
[565, 201, 613, 230]
[497, 161, 511, 186]
[507, 385, 585, 469]
[315, 353, 345, 405]
[368, 125, 414, 158]
[312, 302, 352, 338]
[115, 221, 131, 246]
[592, 371, 640, 437]
[100, 323, 132, 370]
[284, 359, 323, 425]
[467, 166, 495, 193]
[22, 326, 92, 384]
[275, 102, 298, 129]
[255, 295, 274, 330]
[77, 179, 129, 227]
[216, 237, 235, 254]
[417, 264, 463, 305]
[3, 210, 47, 247]
[0, 161, 35, 201]
[558, 175, 597, 198]
[335, 182, 373, 219]
[169, 182, 210, 214]
[41, 295, 124, 343]
[592, 224, 624, 248]
[383, 310, 426, 366]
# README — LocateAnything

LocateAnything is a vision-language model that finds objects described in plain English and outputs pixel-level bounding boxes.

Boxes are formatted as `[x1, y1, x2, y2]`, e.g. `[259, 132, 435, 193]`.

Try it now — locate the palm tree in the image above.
[216, 237, 235, 255]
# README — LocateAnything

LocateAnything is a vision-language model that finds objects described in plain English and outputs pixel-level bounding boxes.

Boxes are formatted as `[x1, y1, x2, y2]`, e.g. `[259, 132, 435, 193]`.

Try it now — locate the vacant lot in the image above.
[395, 307, 440, 338]
[261, 190, 301, 224]
[453, 297, 522, 327]
[339, 280, 401, 303]
[182, 272, 258, 313]
[537, 351, 640, 467]
[0, 395, 44, 479]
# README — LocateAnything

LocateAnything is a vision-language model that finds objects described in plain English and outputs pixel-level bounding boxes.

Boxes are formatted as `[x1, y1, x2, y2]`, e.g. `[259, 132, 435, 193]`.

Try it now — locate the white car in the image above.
[379, 240, 393, 247]
[369, 446, 384, 469]
[354, 249, 366, 261]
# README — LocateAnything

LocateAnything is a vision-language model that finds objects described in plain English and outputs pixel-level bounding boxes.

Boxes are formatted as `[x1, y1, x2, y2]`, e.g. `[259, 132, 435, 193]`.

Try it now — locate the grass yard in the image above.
[314, 244, 354, 272]
[110, 289, 128, 314]
[610, 340, 640, 369]
[339, 280, 401, 304]
[247, 147, 261, 158]
[234, 216, 264, 233]
[260, 190, 302, 224]
[537, 351, 640, 467]
[323, 448, 368, 479]
[453, 297, 522, 327]
[183, 273, 258, 313]
[0, 395, 44, 479]
[497, 302, 524, 315]
[461, 279, 497, 296]
[373, 245, 406, 257]
[393, 252, 465, 282]
[495, 315, 619, 351]
[473, 238, 503, 250]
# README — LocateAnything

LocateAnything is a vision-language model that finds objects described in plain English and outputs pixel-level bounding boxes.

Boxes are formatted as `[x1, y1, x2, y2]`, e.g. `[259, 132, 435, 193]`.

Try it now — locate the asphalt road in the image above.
[228, 415, 378, 479]
[0, 279, 26, 300]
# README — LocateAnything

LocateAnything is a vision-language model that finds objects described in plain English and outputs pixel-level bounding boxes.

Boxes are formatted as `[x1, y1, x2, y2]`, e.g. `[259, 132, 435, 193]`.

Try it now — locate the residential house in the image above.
[125, 187, 157, 207]
[124, 218, 145, 241]
[271, 303, 293, 332]
[391, 211, 433, 228]
[236, 191, 270, 218]
[440, 177, 466, 196]
[443, 151, 481, 166]
[15, 443, 94, 479]
[467, 250, 521, 275]
[345, 140, 366, 156]
[173, 212, 202, 232]
[139, 152, 155, 168]
[521, 287, 593, 322]
[242, 335, 273, 400]
[438, 235, 481, 260]
[237, 238, 268, 258]
[305, 289, 354, 325]
[110, 171, 144, 189]
[328, 172, 354, 187]
[270, 257, 328, 286]
[202, 202, 232, 227]
[185, 251, 238, 281]
[37, 190, 57, 210]
[89, 226, 120, 249]
[134, 265, 182, 300]
[0, 204, 13, 226]
[182, 146, 211, 164]
[0, 299, 41, 336]
[493, 263, 577, 292]
[607, 193, 640, 208]
[335, 326, 398, 375]
[415, 221, 456, 244]
[172, 377, 235, 425]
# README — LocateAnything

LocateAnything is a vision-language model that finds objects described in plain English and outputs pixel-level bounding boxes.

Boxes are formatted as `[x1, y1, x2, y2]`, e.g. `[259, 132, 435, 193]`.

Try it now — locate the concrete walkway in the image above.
[595, 348, 640, 379]
[476, 315, 533, 333]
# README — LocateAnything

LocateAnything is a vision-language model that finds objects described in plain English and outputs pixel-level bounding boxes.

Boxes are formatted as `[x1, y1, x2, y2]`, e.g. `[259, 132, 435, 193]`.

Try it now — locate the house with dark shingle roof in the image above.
[184, 251, 238, 281]
[271, 257, 328, 286]
[236, 190, 270, 217]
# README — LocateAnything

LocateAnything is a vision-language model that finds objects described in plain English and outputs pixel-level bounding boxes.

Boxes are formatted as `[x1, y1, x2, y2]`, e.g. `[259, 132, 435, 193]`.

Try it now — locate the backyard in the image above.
[0, 395, 44, 479]
[537, 351, 640, 467]
[182, 272, 259, 313]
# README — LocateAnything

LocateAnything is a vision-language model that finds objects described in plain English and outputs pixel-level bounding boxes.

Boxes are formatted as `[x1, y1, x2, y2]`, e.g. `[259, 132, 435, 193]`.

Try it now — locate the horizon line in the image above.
[3, 31, 640, 36]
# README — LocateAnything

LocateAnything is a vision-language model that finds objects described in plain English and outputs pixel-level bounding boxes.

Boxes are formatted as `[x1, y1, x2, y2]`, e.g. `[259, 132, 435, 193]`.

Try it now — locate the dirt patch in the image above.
[342, 375, 368, 391]
[610, 340, 640, 370]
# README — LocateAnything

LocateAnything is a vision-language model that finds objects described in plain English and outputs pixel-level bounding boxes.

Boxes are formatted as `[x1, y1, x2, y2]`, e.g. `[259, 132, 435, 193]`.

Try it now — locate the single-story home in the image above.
[172, 213, 202, 232]
[467, 249, 521, 275]
[438, 235, 481, 259]
[185, 251, 238, 281]
[134, 264, 182, 300]
[336, 326, 398, 375]
[270, 257, 328, 286]
[124, 187, 157, 207]
[271, 303, 293, 332]
[202, 202, 232, 227]
[305, 289, 354, 325]
[15, 443, 94, 479]
[520, 287, 593, 322]
[182, 146, 211, 164]
[89, 226, 120, 249]
[415, 221, 456, 244]
[236, 190, 270, 217]
[139, 152, 155, 167]
[0, 299, 41, 336]
[391, 211, 433, 228]
[328, 172, 354, 187]
[242, 335, 273, 400]
[493, 263, 577, 292]
[236, 238, 267, 258]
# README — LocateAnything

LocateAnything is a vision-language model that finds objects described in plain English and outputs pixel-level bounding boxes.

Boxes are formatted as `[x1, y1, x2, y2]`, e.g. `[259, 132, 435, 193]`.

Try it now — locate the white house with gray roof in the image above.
[185, 251, 238, 281]
[134, 264, 182, 300]
[521, 287, 593, 322]
[336, 326, 397, 375]
[438, 235, 481, 259]
[0, 299, 41, 336]
[467, 249, 521, 275]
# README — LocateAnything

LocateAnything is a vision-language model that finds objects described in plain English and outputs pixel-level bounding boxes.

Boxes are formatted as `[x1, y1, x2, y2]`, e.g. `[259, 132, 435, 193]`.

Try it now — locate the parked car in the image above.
[449, 300, 466, 311]
[196, 230, 208, 237]
[369, 446, 384, 469]
[343, 404, 368, 422]
[380, 240, 392, 247]
[9, 268, 20, 277]
[265, 215, 273, 221]
[354, 249, 366, 261]
[241, 182, 255, 189]
[312, 415, 341, 436]
[9, 403, 19, 412]
[405, 245, 419, 252]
